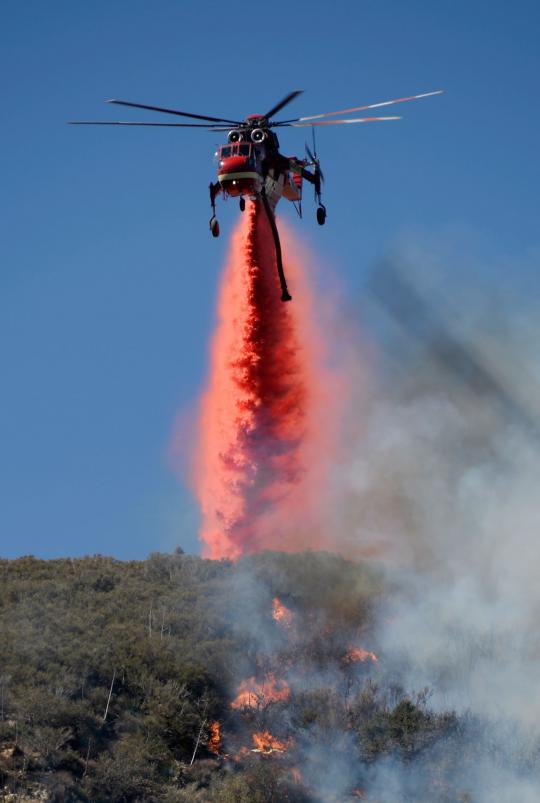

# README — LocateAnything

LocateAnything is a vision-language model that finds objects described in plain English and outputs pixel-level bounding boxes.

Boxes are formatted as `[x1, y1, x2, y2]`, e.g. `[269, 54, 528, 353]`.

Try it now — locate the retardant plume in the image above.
[194, 200, 341, 559]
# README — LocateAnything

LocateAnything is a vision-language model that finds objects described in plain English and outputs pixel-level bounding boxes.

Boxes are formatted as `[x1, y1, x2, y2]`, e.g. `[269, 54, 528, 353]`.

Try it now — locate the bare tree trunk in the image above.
[0, 675, 11, 722]
[190, 718, 207, 766]
[83, 737, 92, 777]
[190, 700, 209, 766]
[102, 670, 116, 723]
[160, 608, 166, 642]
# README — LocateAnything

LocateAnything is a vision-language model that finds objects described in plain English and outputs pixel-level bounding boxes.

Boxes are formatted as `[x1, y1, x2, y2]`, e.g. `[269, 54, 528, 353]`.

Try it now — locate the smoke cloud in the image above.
[332, 244, 540, 799]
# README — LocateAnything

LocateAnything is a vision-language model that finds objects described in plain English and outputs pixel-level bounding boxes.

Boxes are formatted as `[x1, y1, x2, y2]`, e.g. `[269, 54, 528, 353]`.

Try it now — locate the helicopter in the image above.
[70, 88, 443, 302]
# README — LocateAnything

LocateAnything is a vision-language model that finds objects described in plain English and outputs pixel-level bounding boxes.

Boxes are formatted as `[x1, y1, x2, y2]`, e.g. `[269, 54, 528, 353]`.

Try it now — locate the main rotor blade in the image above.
[287, 116, 402, 127]
[106, 99, 242, 125]
[264, 90, 303, 120]
[68, 121, 224, 127]
[280, 89, 444, 123]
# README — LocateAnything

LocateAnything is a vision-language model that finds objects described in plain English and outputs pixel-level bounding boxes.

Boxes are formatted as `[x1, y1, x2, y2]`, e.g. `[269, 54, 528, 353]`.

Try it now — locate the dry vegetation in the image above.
[0, 551, 478, 801]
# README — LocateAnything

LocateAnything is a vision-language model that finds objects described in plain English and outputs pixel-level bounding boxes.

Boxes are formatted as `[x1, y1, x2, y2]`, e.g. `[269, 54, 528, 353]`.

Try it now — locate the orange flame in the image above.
[192, 200, 344, 559]
[251, 730, 290, 753]
[272, 596, 294, 628]
[343, 647, 379, 664]
[230, 672, 290, 709]
[207, 720, 221, 754]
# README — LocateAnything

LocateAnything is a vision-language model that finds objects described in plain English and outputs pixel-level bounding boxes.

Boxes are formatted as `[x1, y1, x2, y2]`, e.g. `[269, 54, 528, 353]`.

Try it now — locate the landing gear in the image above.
[209, 216, 220, 237]
[316, 205, 327, 226]
[239, 197, 246, 212]
[209, 181, 221, 237]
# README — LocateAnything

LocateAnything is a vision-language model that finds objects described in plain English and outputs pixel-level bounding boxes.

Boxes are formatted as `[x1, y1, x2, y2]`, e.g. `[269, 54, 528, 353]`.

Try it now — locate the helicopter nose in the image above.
[218, 155, 249, 173]
[217, 156, 259, 197]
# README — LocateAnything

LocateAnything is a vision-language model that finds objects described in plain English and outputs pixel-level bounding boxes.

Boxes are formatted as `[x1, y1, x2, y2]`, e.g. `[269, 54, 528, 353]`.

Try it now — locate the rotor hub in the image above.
[244, 115, 268, 127]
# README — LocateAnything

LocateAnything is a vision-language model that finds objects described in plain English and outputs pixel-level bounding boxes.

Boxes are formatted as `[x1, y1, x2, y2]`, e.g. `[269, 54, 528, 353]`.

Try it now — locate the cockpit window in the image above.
[220, 144, 251, 159]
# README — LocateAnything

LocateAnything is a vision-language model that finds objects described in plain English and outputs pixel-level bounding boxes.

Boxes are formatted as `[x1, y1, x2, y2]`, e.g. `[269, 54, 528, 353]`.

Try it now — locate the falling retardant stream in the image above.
[194, 199, 341, 559]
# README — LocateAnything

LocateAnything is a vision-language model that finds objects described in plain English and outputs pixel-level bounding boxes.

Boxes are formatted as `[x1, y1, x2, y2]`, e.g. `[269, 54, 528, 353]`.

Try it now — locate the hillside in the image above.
[1, 551, 469, 802]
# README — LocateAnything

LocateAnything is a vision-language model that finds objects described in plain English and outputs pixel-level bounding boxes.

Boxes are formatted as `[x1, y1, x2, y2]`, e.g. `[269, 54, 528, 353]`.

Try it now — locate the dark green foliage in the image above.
[0, 552, 234, 800]
[356, 692, 458, 762]
[206, 762, 311, 803]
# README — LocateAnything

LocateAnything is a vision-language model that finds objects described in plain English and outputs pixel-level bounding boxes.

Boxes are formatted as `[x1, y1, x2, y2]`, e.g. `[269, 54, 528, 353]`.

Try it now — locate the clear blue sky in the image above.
[1, 0, 539, 559]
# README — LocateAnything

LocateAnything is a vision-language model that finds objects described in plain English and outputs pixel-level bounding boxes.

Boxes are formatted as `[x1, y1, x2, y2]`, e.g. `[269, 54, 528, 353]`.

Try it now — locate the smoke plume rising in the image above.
[331, 245, 540, 799]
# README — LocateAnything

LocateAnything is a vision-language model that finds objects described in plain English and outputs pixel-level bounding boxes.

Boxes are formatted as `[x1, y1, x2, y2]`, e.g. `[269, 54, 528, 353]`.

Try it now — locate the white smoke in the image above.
[331, 238, 540, 798]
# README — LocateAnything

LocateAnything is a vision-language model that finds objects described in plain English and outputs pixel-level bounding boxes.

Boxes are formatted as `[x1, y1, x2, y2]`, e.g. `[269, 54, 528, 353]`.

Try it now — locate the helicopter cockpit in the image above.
[218, 142, 253, 160]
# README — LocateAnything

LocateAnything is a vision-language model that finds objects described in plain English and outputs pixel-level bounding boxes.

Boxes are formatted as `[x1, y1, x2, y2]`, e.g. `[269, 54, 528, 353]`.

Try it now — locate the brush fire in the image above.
[343, 647, 379, 665]
[230, 673, 290, 710]
[251, 730, 291, 754]
[207, 720, 222, 755]
[202, 581, 393, 801]
[272, 596, 294, 628]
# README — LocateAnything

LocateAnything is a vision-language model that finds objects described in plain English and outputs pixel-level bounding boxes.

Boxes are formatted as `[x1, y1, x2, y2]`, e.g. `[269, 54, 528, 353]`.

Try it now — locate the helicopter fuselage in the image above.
[208, 116, 324, 302]
[216, 117, 303, 210]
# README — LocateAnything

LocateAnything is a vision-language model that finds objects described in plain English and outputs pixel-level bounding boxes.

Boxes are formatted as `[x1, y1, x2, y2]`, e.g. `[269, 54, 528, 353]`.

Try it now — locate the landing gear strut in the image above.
[209, 181, 220, 237]
[301, 162, 327, 227]
[314, 165, 326, 225]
